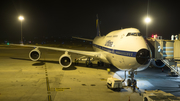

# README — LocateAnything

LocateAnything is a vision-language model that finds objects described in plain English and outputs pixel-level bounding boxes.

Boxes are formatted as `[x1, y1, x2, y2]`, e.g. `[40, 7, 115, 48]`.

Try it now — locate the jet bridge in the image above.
[146, 36, 180, 76]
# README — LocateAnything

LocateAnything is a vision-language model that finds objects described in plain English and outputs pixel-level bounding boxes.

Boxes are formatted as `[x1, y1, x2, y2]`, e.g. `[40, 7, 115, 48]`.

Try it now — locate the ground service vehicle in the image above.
[107, 77, 123, 91]
[140, 90, 180, 101]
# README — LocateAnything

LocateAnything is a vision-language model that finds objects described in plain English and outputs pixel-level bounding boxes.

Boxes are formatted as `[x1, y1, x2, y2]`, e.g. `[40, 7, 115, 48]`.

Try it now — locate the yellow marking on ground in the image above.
[46, 77, 50, 91]
[55, 88, 71, 91]
[43, 61, 51, 101]
[55, 88, 64, 91]
[48, 95, 52, 101]
[62, 88, 71, 89]
[100, 78, 107, 81]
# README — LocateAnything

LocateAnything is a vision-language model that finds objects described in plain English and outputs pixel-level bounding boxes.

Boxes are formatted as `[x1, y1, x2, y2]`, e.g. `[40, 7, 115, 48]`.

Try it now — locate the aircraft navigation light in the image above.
[151, 34, 154, 38]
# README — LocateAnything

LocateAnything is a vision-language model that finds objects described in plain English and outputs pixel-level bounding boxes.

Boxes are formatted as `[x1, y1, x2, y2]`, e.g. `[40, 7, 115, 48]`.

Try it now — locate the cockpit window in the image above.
[127, 33, 141, 36]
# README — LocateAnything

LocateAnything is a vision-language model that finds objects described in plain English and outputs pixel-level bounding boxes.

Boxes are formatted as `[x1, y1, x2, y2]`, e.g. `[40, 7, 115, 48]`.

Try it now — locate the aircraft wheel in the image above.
[127, 79, 131, 86]
[86, 61, 93, 67]
[101, 62, 104, 66]
[115, 88, 121, 91]
[97, 61, 100, 66]
[97, 61, 104, 66]
[144, 97, 148, 101]
[90, 63, 93, 67]
[107, 85, 110, 89]
[86, 61, 89, 67]
[75, 59, 79, 65]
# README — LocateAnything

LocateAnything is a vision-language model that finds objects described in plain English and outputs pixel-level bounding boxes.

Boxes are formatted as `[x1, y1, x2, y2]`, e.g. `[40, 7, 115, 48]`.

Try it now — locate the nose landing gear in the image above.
[127, 71, 135, 86]
[126, 71, 138, 92]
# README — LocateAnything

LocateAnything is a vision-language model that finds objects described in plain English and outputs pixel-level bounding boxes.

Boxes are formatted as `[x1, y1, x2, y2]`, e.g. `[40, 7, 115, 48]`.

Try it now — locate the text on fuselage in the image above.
[105, 40, 113, 47]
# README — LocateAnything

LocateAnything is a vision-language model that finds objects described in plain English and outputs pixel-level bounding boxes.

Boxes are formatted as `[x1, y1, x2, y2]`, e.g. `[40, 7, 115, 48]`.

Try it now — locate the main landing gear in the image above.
[85, 57, 93, 67]
[74, 57, 105, 67]
[97, 61, 104, 66]
[85, 57, 105, 67]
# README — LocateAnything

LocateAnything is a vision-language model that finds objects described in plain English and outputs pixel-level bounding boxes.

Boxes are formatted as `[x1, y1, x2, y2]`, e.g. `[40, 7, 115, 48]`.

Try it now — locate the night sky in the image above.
[0, 0, 180, 43]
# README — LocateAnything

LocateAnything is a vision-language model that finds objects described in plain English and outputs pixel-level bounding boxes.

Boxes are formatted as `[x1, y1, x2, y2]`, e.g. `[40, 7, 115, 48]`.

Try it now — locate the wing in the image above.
[10, 44, 100, 57]
[72, 36, 93, 41]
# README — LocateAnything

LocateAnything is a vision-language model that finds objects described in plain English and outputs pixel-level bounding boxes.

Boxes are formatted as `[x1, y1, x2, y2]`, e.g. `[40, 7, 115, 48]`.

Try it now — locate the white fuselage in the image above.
[92, 28, 151, 71]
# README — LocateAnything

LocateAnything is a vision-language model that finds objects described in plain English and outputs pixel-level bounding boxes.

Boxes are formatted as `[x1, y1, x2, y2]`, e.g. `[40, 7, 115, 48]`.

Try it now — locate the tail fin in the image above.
[96, 14, 101, 36]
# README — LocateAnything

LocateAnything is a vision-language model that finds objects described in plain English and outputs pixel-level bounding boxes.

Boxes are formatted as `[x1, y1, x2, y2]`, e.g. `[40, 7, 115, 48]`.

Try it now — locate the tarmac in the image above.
[0, 45, 180, 101]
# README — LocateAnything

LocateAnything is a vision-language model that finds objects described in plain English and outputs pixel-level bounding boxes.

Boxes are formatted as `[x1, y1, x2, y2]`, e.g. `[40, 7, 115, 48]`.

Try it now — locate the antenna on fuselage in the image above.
[96, 14, 101, 36]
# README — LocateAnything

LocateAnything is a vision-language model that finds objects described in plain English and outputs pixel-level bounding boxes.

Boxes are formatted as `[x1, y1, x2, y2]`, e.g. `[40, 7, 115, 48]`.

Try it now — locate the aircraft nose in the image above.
[136, 49, 150, 65]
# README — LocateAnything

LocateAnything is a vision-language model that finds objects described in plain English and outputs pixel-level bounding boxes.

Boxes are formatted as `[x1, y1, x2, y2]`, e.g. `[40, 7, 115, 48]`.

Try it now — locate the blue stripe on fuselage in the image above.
[93, 44, 137, 57]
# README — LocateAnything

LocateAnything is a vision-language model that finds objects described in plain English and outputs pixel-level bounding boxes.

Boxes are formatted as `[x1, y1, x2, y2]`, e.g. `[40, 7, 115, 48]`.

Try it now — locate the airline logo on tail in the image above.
[96, 14, 101, 36]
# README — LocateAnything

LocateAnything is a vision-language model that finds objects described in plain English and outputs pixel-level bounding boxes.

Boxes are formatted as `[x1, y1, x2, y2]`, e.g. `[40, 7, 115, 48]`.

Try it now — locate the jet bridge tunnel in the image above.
[146, 36, 180, 75]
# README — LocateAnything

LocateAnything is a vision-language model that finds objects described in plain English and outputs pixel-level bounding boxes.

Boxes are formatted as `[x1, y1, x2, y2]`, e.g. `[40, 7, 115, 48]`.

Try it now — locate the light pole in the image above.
[18, 16, 24, 44]
[144, 0, 151, 38]
[144, 17, 151, 38]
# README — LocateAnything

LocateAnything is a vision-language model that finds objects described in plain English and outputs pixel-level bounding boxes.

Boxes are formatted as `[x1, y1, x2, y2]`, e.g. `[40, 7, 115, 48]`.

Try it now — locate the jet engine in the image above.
[151, 59, 165, 68]
[59, 52, 72, 68]
[29, 48, 41, 61]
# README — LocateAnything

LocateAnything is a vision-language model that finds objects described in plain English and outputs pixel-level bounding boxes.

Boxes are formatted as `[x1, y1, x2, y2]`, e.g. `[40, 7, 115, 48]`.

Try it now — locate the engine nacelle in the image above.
[151, 59, 165, 68]
[29, 48, 41, 61]
[59, 53, 72, 68]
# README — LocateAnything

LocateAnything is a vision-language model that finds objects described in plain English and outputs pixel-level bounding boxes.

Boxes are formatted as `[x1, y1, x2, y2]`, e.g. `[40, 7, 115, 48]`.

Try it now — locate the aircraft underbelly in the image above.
[109, 54, 140, 70]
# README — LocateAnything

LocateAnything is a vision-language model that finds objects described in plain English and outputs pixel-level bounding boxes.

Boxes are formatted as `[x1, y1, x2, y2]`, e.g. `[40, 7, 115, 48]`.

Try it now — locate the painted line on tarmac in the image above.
[48, 95, 51, 101]
[49, 88, 71, 91]
[44, 62, 52, 101]
[55, 88, 71, 91]
[46, 77, 50, 91]
[100, 78, 107, 81]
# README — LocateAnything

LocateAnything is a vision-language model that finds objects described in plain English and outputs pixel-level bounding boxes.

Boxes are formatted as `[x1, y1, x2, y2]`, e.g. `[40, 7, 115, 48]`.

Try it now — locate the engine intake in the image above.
[136, 49, 150, 65]
[29, 48, 41, 61]
[151, 59, 165, 68]
[59, 53, 72, 68]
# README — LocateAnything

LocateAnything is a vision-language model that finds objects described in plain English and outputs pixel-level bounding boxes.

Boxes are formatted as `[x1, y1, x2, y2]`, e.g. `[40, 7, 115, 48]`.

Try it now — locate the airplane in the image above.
[11, 15, 165, 86]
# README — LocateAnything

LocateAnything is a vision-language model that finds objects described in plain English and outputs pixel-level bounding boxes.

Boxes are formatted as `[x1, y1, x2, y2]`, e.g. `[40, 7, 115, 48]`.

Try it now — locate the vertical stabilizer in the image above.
[96, 14, 101, 36]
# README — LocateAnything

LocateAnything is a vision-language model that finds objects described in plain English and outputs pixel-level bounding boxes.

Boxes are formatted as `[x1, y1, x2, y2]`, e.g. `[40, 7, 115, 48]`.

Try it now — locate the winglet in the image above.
[96, 14, 101, 36]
